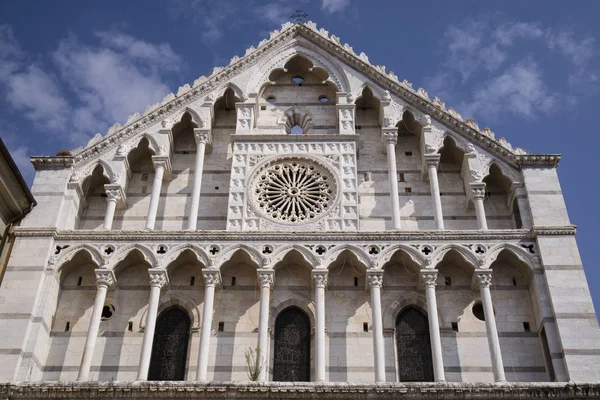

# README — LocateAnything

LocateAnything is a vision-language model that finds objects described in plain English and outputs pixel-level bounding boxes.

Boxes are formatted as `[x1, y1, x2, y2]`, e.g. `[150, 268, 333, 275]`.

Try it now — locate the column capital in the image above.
[202, 268, 221, 287]
[312, 270, 328, 288]
[366, 270, 383, 289]
[148, 269, 169, 289]
[381, 128, 398, 145]
[420, 269, 438, 288]
[95, 269, 116, 289]
[257, 269, 274, 288]
[474, 269, 493, 288]
[104, 184, 126, 207]
[470, 182, 486, 200]
[424, 154, 441, 168]
[151, 155, 172, 174]
[193, 128, 212, 145]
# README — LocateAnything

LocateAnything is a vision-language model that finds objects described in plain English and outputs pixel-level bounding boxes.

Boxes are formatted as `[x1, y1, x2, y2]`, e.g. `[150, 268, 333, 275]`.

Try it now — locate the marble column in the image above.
[145, 160, 166, 230]
[77, 270, 115, 381]
[383, 130, 401, 229]
[136, 269, 168, 381]
[313, 270, 328, 382]
[196, 269, 221, 381]
[424, 154, 444, 230]
[367, 270, 385, 382]
[256, 269, 274, 382]
[102, 190, 121, 230]
[475, 269, 506, 382]
[471, 183, 488, 230]
[420, 269, 445, 382]
[187, 130, 210, 230]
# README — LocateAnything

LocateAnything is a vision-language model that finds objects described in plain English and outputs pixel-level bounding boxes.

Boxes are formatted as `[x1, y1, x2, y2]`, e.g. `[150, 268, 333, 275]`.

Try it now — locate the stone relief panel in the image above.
[227, 141, 359, 231]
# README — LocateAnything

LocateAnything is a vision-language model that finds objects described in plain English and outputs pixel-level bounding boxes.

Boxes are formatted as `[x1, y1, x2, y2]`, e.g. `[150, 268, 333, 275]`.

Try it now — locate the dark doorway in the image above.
[395, 306, 434, 382]
[148, 306, 191, 380]
[273, 306, 311, 381]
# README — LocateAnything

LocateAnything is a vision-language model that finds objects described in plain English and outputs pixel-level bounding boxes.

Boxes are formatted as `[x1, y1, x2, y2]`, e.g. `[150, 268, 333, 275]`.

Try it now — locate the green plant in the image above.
[245, 346, 263, 381]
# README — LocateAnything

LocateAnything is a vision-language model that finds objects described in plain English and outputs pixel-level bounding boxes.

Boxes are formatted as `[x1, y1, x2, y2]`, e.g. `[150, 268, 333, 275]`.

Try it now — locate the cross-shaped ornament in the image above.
[291, 9, 308, 22]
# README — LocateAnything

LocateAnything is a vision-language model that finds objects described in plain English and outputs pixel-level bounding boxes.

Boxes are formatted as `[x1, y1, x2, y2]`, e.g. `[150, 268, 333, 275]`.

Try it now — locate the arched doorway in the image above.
[395, 306, 434, 382]
[148, 306, 191, 380]
[273, 306, 311, 382]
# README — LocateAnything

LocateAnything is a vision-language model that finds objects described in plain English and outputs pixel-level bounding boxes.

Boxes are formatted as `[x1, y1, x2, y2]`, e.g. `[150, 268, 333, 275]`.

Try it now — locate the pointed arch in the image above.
[75, 159, 117, 185]
[108, 244, 158, 271]
[482, 161, 520, 189]
[247, 46, 350, 94]
[215, 244, 265, 269]
[213, 82, 246, 103]
[431, 244, 479, 271]
[170, 107, 204, 129]
[270, 292, 316, 328]
[485, 243, 536, 272]
[440, 133, 468, 154]
[323, 244, 372, 270]
[54, 245, 103, 272]
[376, 244, 427, 270]
[128, 133, 160, 156]
[354, 82, 385, 103]
[162, 244, 211, 270]
[268, 245, 318, 269]
[138, 292, 201, 331]
[383, 292, 440, 330]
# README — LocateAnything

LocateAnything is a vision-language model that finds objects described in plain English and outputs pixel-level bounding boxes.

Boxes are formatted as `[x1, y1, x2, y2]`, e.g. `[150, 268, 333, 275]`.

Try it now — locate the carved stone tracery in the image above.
[251, 158, 336, 224]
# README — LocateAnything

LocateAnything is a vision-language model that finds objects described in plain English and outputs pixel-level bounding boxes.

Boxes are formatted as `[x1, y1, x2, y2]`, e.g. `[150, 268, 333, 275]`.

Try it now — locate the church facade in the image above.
[1, 21, 599, 399]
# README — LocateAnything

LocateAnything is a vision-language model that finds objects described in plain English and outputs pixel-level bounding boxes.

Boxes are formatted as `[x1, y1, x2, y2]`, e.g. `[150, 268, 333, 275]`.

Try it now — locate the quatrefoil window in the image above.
[250, 158, 338, 224]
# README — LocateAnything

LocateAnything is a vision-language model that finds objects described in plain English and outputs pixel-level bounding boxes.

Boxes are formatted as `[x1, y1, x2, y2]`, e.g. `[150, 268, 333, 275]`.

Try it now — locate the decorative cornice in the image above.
[516, 154, 561, 168]
[12, 227, 577, 241]
[232, 134, 358, 142]
[1, 381, 600, 399]
[30, 156, 74, 171]
[30, 22, 558, 170]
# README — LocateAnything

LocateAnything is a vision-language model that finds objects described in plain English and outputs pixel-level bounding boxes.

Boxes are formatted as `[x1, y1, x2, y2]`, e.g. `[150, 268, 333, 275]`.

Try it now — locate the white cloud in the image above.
[52, 33, 178, 139]
[258, 2, 292, 25]
[0, 25, 22, 81]
[5, 65, 69, 130]
[0, 25, 181, 147]
[321, 0, 350, 13]
[429, 17, 598, 121]
[493, 22, 544, 45]
[461, 59, 558, 119]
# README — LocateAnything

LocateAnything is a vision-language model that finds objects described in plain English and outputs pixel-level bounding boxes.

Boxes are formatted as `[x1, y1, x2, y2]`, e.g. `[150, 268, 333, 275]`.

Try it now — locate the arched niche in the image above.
[78, 165, 110, 230]
[257, 55, 337, 134]
[395, 110, 428, 229]
[483, 164, 516, 229]
[43, 250, 100, 380]
[214, 88, 240, 128]
[355, 87, 381, 129]
[171, 112, 198, 153]
[117, 138, 157, 230]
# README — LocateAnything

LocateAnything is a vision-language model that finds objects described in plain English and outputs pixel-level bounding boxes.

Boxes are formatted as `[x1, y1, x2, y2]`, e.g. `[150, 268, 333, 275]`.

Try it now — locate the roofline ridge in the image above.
[66, 20, 538, 168]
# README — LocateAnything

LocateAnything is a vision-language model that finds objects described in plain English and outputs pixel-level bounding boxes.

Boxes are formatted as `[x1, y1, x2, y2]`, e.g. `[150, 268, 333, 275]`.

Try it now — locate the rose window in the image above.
[251, 158, 337, 224]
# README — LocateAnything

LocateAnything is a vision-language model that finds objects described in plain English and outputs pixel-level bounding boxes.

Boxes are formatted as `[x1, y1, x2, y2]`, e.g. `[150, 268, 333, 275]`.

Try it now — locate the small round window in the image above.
[472, 301, 485, 321]
[266, 96, 276, 103]
[101, 304, 116, 321]
[318, 95, 329, 103]
[292, 76, 304, 84]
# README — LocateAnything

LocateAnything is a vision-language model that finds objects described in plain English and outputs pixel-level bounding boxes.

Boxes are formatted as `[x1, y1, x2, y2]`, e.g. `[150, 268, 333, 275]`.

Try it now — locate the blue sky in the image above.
[1, 1, 599, 311]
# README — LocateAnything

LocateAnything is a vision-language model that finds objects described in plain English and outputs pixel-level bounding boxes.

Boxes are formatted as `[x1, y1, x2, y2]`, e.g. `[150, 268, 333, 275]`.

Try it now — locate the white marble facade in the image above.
[1, 21, 599, 389]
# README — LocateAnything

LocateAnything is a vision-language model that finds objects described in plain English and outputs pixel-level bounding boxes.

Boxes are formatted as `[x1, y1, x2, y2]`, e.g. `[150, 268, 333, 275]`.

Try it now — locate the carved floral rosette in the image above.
[227, 142, 359, 231]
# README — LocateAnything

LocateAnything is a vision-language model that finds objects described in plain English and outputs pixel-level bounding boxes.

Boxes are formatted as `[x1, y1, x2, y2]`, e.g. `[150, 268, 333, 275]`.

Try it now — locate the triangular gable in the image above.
[32, 21, 560, 170]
